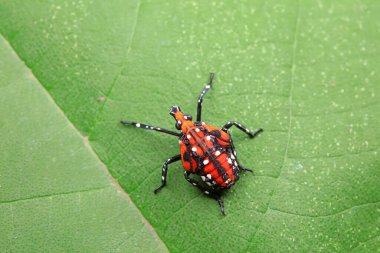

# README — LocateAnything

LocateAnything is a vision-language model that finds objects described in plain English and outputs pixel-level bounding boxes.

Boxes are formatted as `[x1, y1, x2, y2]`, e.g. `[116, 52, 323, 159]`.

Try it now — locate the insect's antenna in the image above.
[196, 73, 215, 122]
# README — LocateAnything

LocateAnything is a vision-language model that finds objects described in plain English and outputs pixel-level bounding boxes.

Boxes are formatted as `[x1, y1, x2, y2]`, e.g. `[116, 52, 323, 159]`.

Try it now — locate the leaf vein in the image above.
[0, 186, 110, 205]
[88, 0, 142, 136]
[244, 1, 301, 250]
[269, 200, 380, 218]
[350, 234, 380, 251]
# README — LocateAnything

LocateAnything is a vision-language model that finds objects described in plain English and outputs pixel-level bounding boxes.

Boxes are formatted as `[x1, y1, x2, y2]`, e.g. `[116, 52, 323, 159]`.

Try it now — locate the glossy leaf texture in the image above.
[1, 0, 379, 252]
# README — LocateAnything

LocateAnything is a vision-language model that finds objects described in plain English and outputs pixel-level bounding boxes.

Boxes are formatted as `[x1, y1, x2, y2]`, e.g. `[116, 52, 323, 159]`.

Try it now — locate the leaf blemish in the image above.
[97, 96, 106, 102]
[294, 161, 303, 170]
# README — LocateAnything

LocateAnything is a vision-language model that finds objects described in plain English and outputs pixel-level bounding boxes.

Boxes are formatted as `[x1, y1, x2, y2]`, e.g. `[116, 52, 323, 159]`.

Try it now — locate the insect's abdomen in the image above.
[179, 124, 239, 189]
[201, 149, 239, 189]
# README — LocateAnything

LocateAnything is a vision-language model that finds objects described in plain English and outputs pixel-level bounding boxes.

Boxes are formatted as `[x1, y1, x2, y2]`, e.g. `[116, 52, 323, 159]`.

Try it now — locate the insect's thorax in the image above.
[179, 123, 240, 189]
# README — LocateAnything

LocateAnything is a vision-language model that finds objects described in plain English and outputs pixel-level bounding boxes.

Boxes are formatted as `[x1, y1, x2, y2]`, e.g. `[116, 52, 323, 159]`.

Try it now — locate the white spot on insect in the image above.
[150, 126, 154, 129]
[207, 174, 212, 179]
[198, 100, 201, 103]
[177, 120, 181, 125]
[201, 176, 206, 181]
[234, 161, 238, 166]
[206, 136, 211, 141]
[145, 126, 149, 129]
[204, 191, 210, 195]
[206, 182, 212, 186]
[231, 154, 235, 159]
[178, 140, 182, 144]
[136, 123, 141, 127]
[215, 150, 221, 156]
[184, 116, 188, 120]
[233, 150, 237, 156]
[192, 147, 197, 152]
[228, 158, 232, 164]
[162, 176, 165, 180]
[187, 134, 191, 139]
[192, 183, 197, 186]
[195, 128, 200, 132]
[205, 85, 211, 89]
[246, 129, 250, 132]
[202, 122, 205, 125]
[157, 128, 161, 130]
[203, 159, 209, 165]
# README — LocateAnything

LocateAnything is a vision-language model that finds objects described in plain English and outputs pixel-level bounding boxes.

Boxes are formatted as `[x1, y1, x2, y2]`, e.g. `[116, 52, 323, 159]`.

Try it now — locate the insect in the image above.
[121, 73, 263, 214]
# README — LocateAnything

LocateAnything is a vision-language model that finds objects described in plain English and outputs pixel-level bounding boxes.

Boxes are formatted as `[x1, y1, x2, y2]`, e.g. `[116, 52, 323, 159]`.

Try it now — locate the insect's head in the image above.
[169, 105, 193, 130]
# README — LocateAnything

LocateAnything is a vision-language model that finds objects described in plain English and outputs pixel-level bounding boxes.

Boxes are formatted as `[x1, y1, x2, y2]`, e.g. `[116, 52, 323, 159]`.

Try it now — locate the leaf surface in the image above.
[0, 36, 166, 253]
[1, 0, 380, 252]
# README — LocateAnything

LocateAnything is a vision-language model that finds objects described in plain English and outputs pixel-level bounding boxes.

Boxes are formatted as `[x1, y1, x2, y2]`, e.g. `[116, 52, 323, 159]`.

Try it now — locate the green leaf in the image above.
[0, 37, 166, 252]
[1, 0, 380, 252]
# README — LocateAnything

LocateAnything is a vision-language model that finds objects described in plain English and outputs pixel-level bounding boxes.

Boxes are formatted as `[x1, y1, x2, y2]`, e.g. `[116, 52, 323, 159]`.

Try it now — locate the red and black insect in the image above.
[121, 73, 263, 214]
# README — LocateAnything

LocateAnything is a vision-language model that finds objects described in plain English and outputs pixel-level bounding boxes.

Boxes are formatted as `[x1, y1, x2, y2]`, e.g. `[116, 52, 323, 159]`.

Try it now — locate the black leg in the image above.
[196, 73, 215, 122]
[229, 141, 254, 175]
[154, 155, 181, 193]
[184, 171, 225, 215]
[222, 121, 263, 139]
[238, 164, 254, 173]
[121, 120, 181, 137]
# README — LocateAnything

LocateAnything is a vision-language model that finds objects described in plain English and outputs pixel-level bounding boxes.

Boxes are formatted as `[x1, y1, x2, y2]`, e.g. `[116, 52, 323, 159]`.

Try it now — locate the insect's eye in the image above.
[175, 121, 181, 130]
[184, 115, 192, 121]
